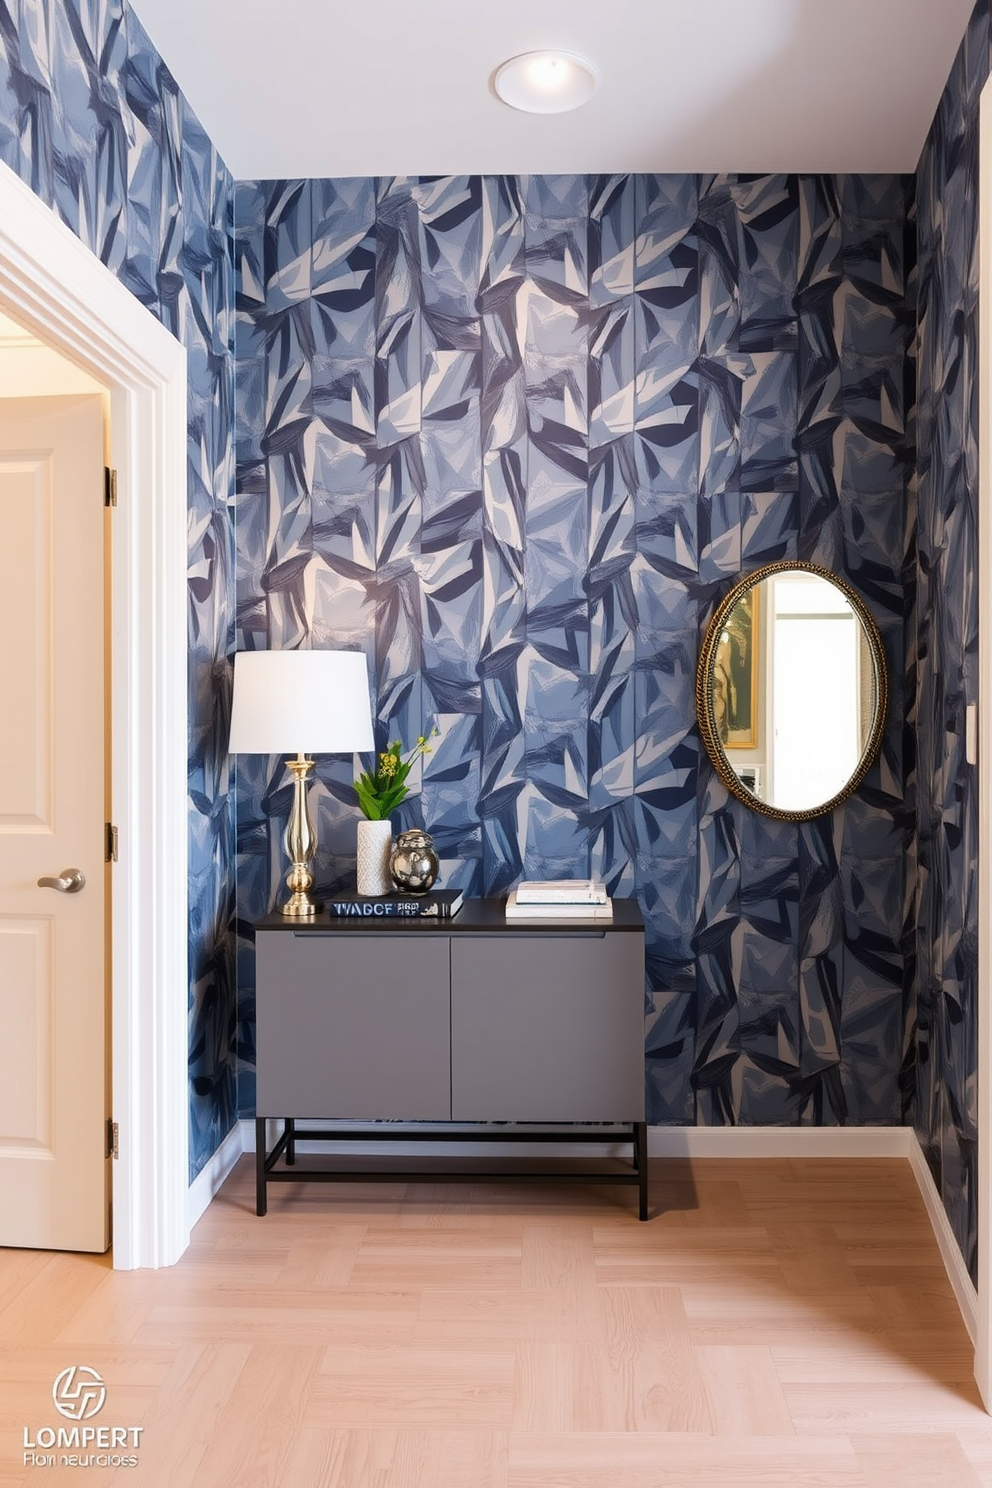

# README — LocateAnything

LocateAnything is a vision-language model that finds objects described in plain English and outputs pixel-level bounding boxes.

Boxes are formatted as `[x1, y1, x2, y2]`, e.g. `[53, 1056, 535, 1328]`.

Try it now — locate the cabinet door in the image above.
[450, 933, 645, 1121]
[255, 932, 451, 1118]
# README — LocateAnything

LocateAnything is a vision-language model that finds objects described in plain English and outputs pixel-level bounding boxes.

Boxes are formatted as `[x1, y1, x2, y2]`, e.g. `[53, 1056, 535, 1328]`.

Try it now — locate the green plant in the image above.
[353, 728, 439, 821]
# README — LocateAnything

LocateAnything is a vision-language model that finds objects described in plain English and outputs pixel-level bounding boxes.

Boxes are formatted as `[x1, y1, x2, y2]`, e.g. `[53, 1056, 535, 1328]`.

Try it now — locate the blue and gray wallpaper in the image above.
[234, 173, 917, 1133]
[0, 0, 238, 1180]
[0, 0, 984, 1284]
[915, 0, 989, 1286]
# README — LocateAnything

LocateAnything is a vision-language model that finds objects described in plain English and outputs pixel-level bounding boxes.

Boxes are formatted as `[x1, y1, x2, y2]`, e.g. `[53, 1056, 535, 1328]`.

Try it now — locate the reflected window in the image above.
[771, 575, 861, 812]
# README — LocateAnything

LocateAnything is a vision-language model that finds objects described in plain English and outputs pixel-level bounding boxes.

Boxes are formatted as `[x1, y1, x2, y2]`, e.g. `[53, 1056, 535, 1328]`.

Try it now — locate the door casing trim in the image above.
[0, 159, 189, 1268]
[976, 73, 992, 1409]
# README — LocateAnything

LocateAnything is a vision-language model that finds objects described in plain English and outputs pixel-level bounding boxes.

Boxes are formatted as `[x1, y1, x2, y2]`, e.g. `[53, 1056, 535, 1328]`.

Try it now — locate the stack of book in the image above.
[505, 879, 612, 919]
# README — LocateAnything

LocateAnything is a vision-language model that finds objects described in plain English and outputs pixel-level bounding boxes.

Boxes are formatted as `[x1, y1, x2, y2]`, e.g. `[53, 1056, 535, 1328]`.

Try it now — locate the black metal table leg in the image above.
[255, 1116, 268, 1217]
[635, 1121, 649, 1220]
[286, 1116, 296, 1166]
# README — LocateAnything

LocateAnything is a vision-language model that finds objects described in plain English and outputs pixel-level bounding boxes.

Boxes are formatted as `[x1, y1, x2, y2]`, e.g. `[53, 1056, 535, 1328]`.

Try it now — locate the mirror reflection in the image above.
[697, 562, 887, 821]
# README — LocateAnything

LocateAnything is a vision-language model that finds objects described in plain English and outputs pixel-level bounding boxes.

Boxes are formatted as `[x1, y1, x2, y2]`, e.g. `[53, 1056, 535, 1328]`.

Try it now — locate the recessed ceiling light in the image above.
[494, 51, 600, 115]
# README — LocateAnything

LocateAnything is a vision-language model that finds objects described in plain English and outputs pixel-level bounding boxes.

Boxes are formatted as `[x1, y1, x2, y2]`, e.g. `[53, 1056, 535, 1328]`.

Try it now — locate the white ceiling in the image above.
[128, 0, 977, 180]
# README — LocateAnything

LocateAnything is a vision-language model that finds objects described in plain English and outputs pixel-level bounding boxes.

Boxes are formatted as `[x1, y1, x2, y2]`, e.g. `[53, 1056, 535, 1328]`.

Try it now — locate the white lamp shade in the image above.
[228, 649, 374, 755]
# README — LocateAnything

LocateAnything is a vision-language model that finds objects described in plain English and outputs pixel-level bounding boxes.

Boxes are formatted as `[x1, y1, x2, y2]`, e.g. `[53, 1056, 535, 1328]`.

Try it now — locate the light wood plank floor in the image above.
[1, 1155, 990, 1486]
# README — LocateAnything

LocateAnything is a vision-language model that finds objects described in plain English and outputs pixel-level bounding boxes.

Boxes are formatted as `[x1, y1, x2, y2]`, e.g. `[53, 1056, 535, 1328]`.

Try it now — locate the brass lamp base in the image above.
[279, 754, 323, 916]
[281, 884, 323, 918]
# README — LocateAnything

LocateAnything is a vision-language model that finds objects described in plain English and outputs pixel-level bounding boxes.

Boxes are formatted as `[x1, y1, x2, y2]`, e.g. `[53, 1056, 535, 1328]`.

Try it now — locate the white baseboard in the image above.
[187, 1122, 244, 1232]
[241, 1120, 911, 1161]
[907, 1132, 979, 1343]
[647, 1125, 914, 1159]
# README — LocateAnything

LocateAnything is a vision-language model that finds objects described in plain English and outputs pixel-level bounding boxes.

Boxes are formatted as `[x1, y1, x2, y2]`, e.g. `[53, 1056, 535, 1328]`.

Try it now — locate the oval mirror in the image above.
[695, 561, 888, 821]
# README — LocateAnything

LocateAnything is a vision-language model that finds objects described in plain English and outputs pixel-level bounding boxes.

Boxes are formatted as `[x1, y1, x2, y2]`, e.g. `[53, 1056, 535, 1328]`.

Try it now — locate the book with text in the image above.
[326, 889, 463, 919]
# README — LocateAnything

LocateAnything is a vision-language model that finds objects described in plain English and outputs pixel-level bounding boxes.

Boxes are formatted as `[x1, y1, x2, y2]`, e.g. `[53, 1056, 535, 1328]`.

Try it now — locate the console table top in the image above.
[254, 896, 644, 934]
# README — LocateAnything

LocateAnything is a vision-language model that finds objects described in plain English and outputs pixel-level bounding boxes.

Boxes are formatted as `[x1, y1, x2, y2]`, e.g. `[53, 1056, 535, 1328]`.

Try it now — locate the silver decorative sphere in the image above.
[389, 829, 439, 894]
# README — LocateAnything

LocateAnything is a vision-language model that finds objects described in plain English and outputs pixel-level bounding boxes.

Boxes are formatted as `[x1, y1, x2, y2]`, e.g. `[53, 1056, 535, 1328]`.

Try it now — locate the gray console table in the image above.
[253, 897, 648, 1218]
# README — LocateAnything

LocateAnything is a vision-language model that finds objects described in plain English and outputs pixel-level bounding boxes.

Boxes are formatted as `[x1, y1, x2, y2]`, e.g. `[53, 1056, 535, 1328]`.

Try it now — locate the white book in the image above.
[505, 889, 613, 919]
[514, 878, 608, 906]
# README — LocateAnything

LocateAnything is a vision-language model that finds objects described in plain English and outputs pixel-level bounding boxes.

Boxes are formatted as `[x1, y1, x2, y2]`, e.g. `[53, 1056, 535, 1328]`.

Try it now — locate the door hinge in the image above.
[104, 467, 118, 508]
[107, 1119, 119, 1160]
[105, 823, 119, 863]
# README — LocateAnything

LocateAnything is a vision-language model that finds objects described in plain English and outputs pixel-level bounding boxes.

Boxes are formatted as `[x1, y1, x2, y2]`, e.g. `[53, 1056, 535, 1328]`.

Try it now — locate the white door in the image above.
[0, 395, 109, 1251]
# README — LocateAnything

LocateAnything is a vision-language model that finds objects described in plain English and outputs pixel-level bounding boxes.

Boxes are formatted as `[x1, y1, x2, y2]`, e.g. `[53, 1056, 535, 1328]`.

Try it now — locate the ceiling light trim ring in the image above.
[494, 50, 600, 115]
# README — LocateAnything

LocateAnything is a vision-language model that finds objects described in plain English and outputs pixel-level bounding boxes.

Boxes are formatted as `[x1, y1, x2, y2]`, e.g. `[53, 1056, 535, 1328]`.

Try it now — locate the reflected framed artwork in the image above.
[712, 586, 758, 749]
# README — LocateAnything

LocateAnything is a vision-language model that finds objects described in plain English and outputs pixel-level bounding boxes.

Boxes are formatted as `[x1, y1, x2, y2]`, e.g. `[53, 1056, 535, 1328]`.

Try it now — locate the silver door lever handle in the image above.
[37, 868, 86, 893]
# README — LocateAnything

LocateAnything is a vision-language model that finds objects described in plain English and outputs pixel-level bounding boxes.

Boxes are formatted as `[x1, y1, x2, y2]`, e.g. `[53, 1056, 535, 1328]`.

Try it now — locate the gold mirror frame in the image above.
[695, 560, 889, 822]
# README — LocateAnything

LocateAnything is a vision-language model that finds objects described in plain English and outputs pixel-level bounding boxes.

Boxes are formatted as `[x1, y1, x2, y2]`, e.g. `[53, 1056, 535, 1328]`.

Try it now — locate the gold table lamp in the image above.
[229, 649, 374, 916]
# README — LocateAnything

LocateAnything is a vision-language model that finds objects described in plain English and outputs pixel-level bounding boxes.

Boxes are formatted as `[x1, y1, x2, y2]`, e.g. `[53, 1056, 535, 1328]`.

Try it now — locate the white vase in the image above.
[356, 818, 393, 897]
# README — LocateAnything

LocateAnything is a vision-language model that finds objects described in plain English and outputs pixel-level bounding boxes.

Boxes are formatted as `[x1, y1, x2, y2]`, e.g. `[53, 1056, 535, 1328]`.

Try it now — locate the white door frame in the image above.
[0, 159, 190, 1268]
[976, 76, 992, 1409]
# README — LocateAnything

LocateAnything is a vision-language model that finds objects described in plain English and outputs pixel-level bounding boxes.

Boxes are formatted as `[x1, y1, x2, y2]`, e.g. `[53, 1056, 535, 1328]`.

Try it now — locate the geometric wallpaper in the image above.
[0, 0, 238, 1181]
[234, 172, 918, 1138]
[915, 0, 988, 1285]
